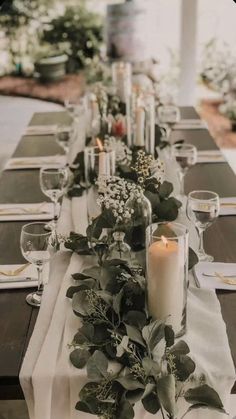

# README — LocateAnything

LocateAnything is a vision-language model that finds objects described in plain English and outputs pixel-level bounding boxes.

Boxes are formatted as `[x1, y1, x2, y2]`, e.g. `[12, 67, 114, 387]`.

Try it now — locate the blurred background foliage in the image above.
[0, 0, 104, 77]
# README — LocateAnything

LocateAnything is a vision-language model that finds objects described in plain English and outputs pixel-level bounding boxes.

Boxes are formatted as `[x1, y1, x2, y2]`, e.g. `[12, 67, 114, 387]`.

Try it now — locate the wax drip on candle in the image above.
[161, 236, 168, 248]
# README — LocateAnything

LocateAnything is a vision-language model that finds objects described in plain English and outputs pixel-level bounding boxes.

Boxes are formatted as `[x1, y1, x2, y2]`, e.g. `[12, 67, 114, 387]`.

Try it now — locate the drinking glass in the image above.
[157, 105, 180, 144]
[172, 143, 197, 196]
[64, 96, 86, 121]
[55, 124, 75, 155]
[186, 190, 220, 262]
[40, 167, 69, 230]
[20, 222, 56, 307]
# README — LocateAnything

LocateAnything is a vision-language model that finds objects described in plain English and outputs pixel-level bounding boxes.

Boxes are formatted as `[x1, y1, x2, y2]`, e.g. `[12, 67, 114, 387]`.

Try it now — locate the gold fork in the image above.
[0, 263, 31, 277]
[215, 272, 236, 286]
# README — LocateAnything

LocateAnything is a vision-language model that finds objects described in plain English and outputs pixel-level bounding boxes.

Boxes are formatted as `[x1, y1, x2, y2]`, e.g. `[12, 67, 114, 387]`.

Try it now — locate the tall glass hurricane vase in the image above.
[146, 222, 189, 337]
[125, 190, 152, 251]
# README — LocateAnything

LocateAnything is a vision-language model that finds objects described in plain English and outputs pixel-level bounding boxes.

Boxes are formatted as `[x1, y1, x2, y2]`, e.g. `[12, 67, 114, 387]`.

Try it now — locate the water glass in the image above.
[40, 167, 69, 229]
[186, 190, 220, 261]
[172, 143, 197, 196]
[157, 104, 180, 144]
[55, 124, 75, 154]
[20, 222, 56, 307]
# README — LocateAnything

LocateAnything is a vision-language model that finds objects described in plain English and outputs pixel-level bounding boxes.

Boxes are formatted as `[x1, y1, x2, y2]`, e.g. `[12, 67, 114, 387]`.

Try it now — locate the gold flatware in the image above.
[203, 272, 236, 278]
[220, 202, 236, 207]
[214, 272, 236, 286]
[0, 263, 31, 277]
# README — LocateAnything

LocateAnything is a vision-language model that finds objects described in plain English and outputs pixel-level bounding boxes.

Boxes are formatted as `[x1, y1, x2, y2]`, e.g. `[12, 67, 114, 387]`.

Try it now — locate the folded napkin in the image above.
[220, 197, 236, 216]
[194, 262, 236, 290]
[197, 149, 226, 164]
[5, 155, 66, 170]
[0, 202, 54, 221]
[0, 264, 38, 290]
[174, 119, 206, 130]
[24, 125, 58, 136]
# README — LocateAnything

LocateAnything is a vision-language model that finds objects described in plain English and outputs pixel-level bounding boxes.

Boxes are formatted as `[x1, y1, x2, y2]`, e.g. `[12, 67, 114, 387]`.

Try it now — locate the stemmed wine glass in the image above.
[172, 143, 197, 197]
[55, 124, 75, 155]
[39, 167, 69, 230]
[64, 96, 86, 121]
[186, 190, 220, 262]
[20, 222, 56, 307]
[157, 104, 180, 146]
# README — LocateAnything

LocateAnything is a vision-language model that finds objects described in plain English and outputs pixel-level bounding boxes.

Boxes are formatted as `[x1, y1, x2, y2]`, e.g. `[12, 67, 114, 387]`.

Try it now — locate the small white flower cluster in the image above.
[151, 159, 165, 183]
[96, 176, 142, 223]
[104, 136, 132, 166]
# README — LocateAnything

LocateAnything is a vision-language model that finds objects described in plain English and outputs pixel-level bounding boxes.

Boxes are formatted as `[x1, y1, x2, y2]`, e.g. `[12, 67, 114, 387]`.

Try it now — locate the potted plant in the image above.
[34, 44, 68, 82]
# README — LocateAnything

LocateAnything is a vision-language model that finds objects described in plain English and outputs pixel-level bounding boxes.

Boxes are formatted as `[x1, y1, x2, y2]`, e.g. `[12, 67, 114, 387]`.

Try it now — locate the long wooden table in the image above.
[0, 107, 235, 399]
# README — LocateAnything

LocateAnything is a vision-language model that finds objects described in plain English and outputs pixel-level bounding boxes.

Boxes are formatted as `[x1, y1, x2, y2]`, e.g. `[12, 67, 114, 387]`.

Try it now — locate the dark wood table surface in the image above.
[0, 106, 235, 399]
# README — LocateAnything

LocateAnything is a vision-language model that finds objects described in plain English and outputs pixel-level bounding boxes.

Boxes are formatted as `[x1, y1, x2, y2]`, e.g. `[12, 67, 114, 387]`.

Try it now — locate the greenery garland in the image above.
[65, 148, 225, 418]
[65, 229, 225, 419]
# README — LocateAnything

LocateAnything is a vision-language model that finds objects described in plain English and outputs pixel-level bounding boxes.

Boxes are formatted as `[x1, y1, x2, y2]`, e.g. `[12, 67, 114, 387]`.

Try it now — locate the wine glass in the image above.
[157, 105, 180, 146]
[20, 222, 56, 307]
[172, 143, 197, 197]
[186, 190, 220, 262]
[55, 124, 75, 155]
[64, 96, 86, 121]
[39, 167, 69, 230]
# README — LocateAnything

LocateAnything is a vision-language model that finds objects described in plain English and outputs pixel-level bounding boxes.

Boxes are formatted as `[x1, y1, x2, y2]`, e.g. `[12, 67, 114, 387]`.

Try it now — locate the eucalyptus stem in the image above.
[160, 405, 166, 419]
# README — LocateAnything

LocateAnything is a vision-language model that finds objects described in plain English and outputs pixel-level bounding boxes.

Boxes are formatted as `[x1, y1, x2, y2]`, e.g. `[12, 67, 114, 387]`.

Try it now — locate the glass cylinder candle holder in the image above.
[84, 145, 116, 222]
[84, 145, 116, 187]
[132, 92, 155, 155]
[112, 61, 132, 103]
[146, 222, 189, 337]
[112, 62, 132, 148]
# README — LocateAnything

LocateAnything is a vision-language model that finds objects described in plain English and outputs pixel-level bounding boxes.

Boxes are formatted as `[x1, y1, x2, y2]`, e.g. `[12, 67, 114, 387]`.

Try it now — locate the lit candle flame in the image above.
[96, 138, 103, 152]
[161, 236, 168, 248]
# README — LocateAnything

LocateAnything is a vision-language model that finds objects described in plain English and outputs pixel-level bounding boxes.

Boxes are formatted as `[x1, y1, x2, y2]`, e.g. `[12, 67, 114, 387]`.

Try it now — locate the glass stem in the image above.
[53, 200, 58, 225]
[179, 171, 185, 196]
[198, 228, 205, 256]
[36, 265, 44, 296]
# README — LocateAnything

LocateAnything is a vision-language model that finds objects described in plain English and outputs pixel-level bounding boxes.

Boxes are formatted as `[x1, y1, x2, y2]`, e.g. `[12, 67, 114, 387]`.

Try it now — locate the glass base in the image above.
[198, 252, 214, 262]
[26, 291, 42, 307]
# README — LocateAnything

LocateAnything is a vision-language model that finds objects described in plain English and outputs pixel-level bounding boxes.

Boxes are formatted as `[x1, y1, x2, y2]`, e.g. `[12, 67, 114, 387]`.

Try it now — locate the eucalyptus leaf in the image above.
[142, 320, 165, 351]
[142, 357, 161, 377]
[70, 348, 90, 369]
[156, 374, 176, 417]
[116, 374, 145, 390]
[73, 323, 94, 345]
[158, 181, 173, 198]
[169, 340, 190, 356]
[142, 391, 161, 414]
[164, 325, 175, 347]
[125, 324, 146, 347]
[124, 311, 147, 329]
[184, 384, 226, 413]
[75, 399, 98, 414]
[117, 400, 135, 419]
[116, 335, 129, 358]
[72, 290, 92, 317]
[87, 350, 108, 380]
[82, 266, 101, 281]
[172, 354, 196, 381]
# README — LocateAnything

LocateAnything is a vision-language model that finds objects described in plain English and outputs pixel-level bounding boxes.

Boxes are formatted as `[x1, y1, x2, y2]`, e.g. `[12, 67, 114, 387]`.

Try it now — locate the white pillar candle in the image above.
[147, 237, 184, 334]
[98, 151, 108, 177]
[135, 106, 145, 147]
